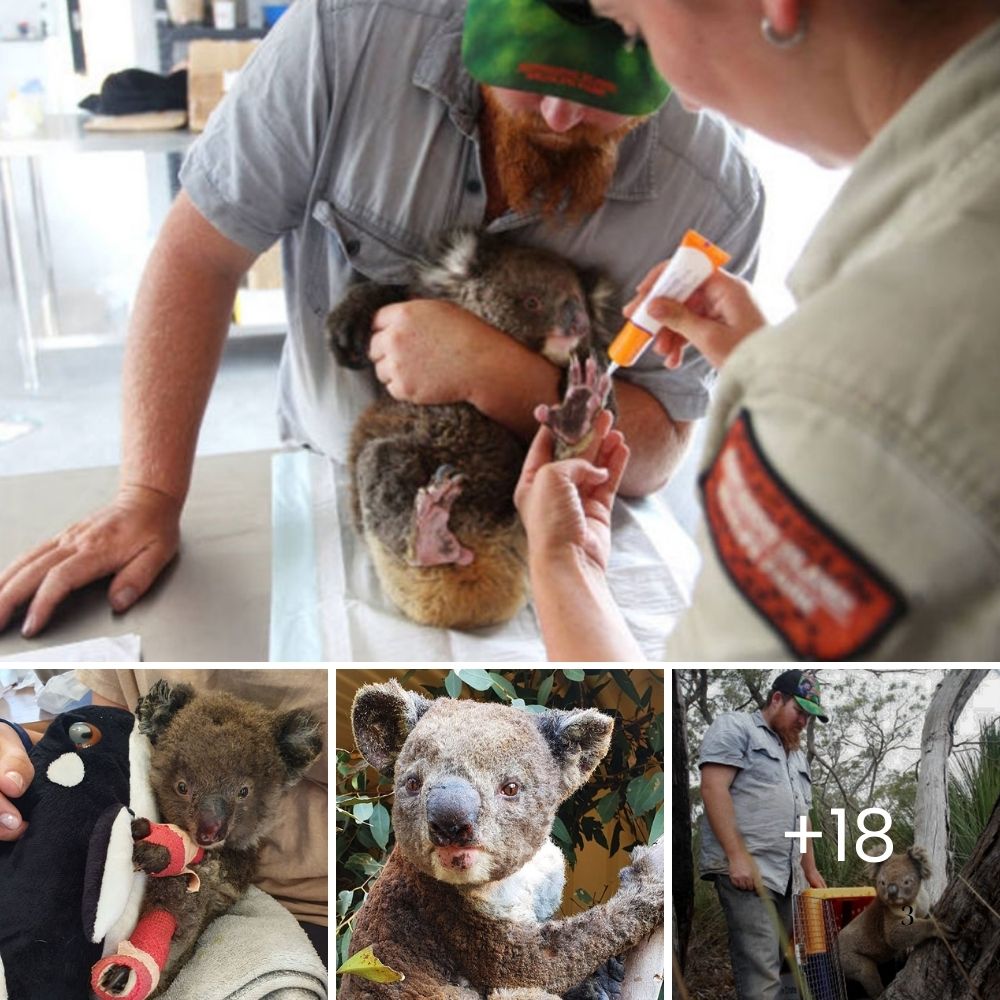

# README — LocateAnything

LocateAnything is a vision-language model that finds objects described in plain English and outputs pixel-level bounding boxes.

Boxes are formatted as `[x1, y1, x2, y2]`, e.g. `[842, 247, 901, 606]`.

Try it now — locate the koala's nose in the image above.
[196, 795, 230, 845]
[426, 778, 480, 847]
[886, 883, 899, 899]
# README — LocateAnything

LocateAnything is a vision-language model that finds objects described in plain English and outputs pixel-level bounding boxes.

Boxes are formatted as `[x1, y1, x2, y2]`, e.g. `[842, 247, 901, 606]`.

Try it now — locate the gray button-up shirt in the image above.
[179, 0, 765, 464]
[698, 710, 813, 895]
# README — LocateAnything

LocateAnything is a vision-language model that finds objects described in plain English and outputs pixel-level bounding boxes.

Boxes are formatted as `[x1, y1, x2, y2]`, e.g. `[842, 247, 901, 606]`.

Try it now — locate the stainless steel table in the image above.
[0, 450, 273, 661]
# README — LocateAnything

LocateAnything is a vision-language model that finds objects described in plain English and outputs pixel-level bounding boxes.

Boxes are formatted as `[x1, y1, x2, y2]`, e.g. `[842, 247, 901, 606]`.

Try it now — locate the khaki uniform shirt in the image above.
[698, 711, 812, 896]
[667, 21, 1000, 660]
[75, 669, 328, 924]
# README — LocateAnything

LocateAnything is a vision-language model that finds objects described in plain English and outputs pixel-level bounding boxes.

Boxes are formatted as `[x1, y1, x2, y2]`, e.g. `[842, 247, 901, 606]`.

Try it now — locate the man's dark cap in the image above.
[770, 669, 830, 723]
[79, 69, 187, 116]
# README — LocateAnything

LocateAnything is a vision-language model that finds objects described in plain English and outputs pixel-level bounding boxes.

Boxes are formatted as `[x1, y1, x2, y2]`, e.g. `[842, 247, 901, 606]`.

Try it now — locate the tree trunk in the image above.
[880, 790, 1000, 1000]
[672, 672, 694, 970]
[620, 923, 665, 1000]
[915, 670, 986, 902]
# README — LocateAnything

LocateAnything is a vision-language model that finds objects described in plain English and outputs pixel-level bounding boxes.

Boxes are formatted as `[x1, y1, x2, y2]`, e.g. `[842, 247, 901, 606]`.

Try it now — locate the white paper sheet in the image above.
[0, 633, 142, 663]
[269, 451, 699, 661]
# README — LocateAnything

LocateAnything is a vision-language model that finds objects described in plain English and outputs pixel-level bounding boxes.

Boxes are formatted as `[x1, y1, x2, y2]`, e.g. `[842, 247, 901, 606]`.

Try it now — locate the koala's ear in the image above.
[908, 845, 933, 880]
[419, 229, 486, 292]
[136, 680, 195, 744]
[535, 708, 614, 796]
[579, 269, 619, 349]
[351, 679, 431, 775]
[273, 709, 323, 786]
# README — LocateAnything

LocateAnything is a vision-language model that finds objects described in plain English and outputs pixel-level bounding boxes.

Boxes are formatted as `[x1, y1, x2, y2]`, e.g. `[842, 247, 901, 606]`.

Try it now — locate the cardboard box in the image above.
[187, 39, 258, 132]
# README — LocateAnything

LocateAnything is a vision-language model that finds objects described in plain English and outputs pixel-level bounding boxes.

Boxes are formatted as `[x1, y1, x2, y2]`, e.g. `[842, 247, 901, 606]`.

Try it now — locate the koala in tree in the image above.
[326, 230, 616, 630]
[837, 845, 950, 998]
[95, 681, 323, 998]
[341, 679, 663, 1000]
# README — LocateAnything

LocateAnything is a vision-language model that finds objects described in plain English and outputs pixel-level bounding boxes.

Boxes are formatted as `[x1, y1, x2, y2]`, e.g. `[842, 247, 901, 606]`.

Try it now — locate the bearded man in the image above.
[699, 669, 830, 1000]
[0, 0, 763, 637]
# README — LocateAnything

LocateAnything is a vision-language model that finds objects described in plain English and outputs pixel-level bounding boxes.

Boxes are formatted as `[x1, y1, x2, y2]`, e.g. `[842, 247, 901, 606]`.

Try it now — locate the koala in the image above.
[837, 845, 949, 998]
[341, 679, 663, 1000]
[95, 681, 323, 998]
[326, 230, 617, 630]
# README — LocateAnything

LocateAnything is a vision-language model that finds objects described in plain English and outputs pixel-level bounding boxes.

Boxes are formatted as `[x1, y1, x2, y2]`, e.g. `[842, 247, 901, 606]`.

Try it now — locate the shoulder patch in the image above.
[699, 410, 906, 660]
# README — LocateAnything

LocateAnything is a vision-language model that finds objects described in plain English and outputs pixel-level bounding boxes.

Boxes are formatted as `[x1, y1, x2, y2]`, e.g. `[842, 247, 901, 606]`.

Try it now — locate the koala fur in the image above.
[326, 230, 617, 630]
[837, 845, 947, 998]
[96, 681, 323, 998]
[341, 679, 663, 1000]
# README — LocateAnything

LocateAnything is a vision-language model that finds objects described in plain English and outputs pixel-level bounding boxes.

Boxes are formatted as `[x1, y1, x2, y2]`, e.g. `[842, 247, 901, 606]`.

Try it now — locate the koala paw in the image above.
[619, 837, 665, 913]
[132, 822, 171, 875]
[327, 300, 374, 369]
[96, 961, 132, 996]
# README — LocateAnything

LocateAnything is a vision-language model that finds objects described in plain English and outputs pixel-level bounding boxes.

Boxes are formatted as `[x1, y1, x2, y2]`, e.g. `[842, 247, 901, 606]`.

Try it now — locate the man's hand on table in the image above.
[0, 484, 181, 638]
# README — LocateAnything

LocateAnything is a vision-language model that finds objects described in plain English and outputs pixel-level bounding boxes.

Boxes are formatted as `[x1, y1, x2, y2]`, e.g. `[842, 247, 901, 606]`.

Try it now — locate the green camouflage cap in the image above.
[771, 670, 830, 723]
[462, 0, 671, 117]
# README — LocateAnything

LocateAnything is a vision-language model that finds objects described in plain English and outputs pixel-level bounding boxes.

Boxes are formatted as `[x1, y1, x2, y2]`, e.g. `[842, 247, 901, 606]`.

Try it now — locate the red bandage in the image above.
[90, 909, 177, 1000]
[141, 822, 205, 877]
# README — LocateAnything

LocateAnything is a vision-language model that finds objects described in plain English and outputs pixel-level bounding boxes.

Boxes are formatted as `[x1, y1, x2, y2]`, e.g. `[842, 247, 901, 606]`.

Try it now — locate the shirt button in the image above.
[344, 238, 361, 256]
[465, 178, 482, 194]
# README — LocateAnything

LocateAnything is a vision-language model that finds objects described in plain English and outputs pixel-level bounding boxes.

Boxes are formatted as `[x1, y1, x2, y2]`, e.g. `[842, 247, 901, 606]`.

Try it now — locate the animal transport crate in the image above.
[789, 887, 877, 1000]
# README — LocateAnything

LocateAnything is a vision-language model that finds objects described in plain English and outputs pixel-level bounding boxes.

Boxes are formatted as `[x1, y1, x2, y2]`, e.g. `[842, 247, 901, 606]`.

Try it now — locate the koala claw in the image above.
[97, 962, 131, 996]
[535, 354, 612, 459]
[408, 465, 475, 567]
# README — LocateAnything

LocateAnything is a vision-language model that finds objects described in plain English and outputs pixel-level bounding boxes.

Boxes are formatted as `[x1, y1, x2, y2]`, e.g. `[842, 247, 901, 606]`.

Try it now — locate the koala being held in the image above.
[343, 679, 663, 1000]
[94, 681, 323, 999]
[837, 845, 948, 998]
[327, 231, 616, 630]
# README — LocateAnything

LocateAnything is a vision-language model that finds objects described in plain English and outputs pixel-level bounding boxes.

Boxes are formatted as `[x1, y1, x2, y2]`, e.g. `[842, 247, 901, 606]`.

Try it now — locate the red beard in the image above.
[480, 89, 637, 219]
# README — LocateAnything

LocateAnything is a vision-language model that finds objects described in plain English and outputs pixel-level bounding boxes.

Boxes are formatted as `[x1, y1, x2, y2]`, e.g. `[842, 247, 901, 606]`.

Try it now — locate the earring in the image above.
[760, 11, 807, 48]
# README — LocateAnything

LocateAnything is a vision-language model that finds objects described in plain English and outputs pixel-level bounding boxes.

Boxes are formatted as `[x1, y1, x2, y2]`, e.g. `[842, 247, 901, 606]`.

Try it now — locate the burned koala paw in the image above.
[97, 962, 132, 996]
[408, 465, 474, 568]
[327, 282, 408, 369]
[535, 354, 612, 459]
[132, 835, 171, 875]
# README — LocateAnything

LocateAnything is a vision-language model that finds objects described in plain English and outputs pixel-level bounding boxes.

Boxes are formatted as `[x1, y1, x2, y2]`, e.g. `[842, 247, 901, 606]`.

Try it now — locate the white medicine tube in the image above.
[607, 229, 731, 373]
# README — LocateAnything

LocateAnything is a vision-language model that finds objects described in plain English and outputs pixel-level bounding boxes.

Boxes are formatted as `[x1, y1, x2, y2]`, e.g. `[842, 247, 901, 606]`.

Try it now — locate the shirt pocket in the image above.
[746, 732, 786, 787]
[311, 198, 422, 287]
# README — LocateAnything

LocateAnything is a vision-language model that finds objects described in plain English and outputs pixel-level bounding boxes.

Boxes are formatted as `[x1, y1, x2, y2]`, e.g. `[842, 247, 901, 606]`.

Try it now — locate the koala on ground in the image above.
[326, 230, 617, 630]
[96, 681, 323, 998]
[837, 845, 949, 998]
[341, 679, 663, 1000]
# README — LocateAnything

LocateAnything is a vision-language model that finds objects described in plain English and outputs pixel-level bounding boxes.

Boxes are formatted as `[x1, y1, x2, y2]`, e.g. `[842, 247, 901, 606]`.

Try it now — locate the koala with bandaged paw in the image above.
[91, 681, 322, 1000]
[341, 679, 662, 1000]
[838, 845, 950, 998]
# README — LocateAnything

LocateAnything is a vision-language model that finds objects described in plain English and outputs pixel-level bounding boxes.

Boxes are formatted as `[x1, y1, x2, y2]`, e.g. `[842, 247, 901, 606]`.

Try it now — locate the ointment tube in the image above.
[607, 229, 731, 373]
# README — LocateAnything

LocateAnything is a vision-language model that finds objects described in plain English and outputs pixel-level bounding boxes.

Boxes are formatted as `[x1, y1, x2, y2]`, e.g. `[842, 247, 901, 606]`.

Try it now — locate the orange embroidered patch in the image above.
[700, 411, 905, 660]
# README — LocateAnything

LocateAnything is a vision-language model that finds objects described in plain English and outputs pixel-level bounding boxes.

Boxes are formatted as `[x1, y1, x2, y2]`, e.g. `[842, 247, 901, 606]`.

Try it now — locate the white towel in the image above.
[159, 887, 327, 1000]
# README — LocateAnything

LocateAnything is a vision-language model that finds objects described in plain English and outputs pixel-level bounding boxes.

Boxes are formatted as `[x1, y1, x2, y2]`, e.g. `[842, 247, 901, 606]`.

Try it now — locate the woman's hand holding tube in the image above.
[624, 262, 768, 370]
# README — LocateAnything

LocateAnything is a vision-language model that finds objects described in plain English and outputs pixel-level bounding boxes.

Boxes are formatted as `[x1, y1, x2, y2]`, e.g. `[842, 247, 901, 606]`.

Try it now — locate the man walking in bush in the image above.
[698, 670, 829, 1000]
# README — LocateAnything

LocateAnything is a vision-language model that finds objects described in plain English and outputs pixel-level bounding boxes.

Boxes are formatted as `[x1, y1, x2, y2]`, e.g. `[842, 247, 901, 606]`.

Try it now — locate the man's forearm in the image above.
[469, 335, 689, 497]
[119, 195, 254, 503]
[702, 783, 750, 863]
[529, 551, 645, 662]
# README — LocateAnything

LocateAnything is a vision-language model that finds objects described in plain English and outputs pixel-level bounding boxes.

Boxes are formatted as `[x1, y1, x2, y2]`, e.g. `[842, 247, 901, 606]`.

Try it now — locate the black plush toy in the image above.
[0, 705, 154, 1000]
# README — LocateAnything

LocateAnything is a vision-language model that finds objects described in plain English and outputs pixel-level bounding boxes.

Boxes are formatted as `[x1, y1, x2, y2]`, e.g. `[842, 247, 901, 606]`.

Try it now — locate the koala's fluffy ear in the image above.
[136, 680, 195, 744]
[273, 709, 323, 786]
[352, 679, 431, 776]
[535, 707, 614, 797]
[908, 845, 933, 880]
[579, 269, 619, 349]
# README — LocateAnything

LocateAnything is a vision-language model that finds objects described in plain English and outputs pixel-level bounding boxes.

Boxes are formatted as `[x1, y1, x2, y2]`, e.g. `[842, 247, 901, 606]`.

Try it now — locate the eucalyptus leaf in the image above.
[370, 802, 391, 849]
[456, 668, 493, 691]
[626, 771, 665, 816]
[649, 804, 664, 844]
[562, 668, 585, 682]
[595, 790, 620, 824]
[611, 671, 643, 707]
[537, 673, 554, 705]
[445, 670, 463, 699]
[337, 889, 355, 918]
[488, 672, 517, 699]
[551, 815, 571, 845]
[353, 802, 374, 823]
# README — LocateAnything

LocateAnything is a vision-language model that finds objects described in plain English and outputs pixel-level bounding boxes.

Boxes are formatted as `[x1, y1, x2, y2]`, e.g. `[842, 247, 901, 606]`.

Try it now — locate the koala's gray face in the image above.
[393, 700, 563, 885]
[873, 851, 926, 907]
[138, 681, 322, 852]
[416, 232, 615, 366]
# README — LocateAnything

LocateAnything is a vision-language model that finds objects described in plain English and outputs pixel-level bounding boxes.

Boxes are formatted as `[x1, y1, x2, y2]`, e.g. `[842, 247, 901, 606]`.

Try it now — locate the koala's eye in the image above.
[238, 785, 250, 798]
[500, 781, 520, 797]
[404, 776, 421, 794]
[176, 780, 189, 796]
[523, 294, 542, 312]
[68, 722, 102, 748]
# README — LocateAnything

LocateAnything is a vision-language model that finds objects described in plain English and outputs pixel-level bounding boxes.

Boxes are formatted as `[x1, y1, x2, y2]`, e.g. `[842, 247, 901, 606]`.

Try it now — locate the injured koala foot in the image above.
[408, 465, 475, 567]
[534, 354, 613, 458]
